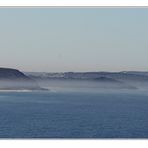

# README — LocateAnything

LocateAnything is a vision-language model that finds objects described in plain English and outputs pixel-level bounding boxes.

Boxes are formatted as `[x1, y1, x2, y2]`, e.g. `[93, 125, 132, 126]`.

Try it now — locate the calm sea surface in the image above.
[0, 86, 148, 138]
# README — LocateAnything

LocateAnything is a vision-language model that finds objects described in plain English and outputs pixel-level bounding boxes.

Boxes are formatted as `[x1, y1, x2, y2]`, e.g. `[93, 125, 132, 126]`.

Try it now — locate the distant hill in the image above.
[26, 71, 145, 89]
[0, 68, 43, 90]
[25, 71, 148, 89]
[25, 71, 148, 82]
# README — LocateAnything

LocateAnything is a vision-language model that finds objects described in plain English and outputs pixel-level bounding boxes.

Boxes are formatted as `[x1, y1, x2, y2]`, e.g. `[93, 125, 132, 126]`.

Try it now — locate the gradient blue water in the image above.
[0, 90, 148, 138]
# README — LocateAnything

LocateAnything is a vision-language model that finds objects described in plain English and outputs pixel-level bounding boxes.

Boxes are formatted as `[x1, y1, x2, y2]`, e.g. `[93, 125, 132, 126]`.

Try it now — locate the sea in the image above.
[0, 80, 148, 138]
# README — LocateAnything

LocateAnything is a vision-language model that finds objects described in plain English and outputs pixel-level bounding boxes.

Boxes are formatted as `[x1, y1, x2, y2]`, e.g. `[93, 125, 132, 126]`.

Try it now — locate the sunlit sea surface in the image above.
[0, 80, 148, 138]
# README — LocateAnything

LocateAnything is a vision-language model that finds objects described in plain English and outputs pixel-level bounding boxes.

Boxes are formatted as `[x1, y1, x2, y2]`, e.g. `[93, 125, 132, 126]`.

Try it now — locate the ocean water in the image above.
[0, 87, 148, 138]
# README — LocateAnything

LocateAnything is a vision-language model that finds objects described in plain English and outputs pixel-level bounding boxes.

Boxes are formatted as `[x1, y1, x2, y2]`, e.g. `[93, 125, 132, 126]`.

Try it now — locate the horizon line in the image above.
[23, 70, 148, 73]
[1, 67, 148, 73]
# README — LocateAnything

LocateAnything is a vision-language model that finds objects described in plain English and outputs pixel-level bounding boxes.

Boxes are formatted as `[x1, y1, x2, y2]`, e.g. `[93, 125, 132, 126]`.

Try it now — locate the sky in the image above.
[0, 8, 148, 72]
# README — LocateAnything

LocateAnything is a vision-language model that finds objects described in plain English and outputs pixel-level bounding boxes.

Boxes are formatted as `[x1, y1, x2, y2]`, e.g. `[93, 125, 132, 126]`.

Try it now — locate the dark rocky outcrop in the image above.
[0, 68, 43, 90]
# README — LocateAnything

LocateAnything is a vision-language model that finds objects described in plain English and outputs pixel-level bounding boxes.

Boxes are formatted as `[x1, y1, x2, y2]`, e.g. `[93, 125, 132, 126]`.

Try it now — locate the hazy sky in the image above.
[0, 8, 148, 72]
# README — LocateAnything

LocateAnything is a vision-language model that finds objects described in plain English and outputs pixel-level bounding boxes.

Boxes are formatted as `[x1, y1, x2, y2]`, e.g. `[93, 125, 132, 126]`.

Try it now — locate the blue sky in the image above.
[0, 8, 148, 72]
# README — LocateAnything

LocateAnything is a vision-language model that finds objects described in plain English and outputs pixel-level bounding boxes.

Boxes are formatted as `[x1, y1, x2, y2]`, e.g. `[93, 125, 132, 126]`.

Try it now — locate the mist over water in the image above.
[35, 79, 148, 93]
[0, 79, 43, 91]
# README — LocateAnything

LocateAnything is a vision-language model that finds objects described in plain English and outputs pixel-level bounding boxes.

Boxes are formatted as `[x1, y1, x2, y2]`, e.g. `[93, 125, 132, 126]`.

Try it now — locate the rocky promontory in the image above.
[0, 68, 44, 90]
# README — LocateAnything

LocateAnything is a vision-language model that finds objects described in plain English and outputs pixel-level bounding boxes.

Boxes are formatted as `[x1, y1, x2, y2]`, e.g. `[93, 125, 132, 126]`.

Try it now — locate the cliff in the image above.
[0, 68, 42, 90]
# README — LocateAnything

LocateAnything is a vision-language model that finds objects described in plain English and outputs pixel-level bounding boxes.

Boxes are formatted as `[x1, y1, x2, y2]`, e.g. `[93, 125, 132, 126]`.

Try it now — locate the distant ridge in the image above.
[25, 71, 148, 89]
[25, 71, 148, 81]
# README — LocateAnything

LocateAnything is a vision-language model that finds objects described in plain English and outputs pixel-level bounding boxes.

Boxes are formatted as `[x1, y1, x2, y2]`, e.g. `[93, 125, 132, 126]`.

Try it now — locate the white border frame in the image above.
[0, 2, 148, 148]
[0, 0, 148, 6]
